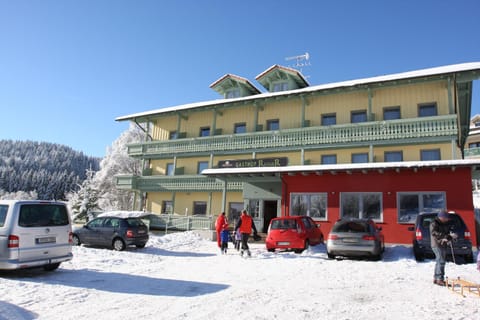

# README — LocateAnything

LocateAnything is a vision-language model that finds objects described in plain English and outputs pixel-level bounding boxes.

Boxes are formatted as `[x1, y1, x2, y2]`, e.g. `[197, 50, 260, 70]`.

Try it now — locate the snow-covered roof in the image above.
[202, 159, 480, 176]
[116, 62, 480, 122]
[97, 211, 153, 218]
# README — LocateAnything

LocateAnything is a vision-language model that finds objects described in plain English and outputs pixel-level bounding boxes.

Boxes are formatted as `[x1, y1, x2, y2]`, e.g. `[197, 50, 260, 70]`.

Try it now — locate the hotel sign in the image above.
[218, 157, 288, 168]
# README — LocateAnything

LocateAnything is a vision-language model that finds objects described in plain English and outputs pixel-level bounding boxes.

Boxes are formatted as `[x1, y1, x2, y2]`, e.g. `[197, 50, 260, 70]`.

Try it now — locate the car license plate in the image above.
[277, 241, 290, 246]
[343, 238, 358, 243]
[138, 230, 146, 234]
[36, 236, 56, 244]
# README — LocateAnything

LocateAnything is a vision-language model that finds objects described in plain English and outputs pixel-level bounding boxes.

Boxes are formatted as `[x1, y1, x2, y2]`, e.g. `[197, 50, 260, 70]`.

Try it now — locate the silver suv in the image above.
[0, 200, 73, 271]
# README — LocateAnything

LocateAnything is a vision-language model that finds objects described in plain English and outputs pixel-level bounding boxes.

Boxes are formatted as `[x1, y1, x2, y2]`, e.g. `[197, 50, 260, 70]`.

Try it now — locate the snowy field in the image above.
[0, 231, 479, 320]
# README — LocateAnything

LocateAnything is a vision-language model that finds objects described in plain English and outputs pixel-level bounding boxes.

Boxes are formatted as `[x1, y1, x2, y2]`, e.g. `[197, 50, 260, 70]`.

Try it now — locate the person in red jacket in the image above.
[215, 212, 227, 248]
[235, 209, 258, 257]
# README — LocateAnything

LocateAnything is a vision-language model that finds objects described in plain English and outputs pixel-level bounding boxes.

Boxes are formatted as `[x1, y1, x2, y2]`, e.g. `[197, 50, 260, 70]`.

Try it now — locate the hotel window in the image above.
[321, 154, 337, 164]
[226, 89, 240, 99]
[383, 106, 401, 120]
[321, 113, 336, 126]
[197, 161, 209, 174]
[418, 103, 437, 117]
[234, 122, 246, 134]
[166, 163, 174, 176]
[228, 202, 244, 223]
[397, 192, 445, 223]
[469, 142, 480, 148]
[273, 82, 289, 92]
[169, 131, 178, 140]
[351, 110, 367, 123]
[420, 149, 440, 161]
[340, 192, 382, 221]
[193, 201, 207, 215]
[352, 153, 368, 163]
[290, 193, 328, 220]
[199, 127, 210, 137]
[162, 201, 173, 214]
[384, 151, 403, 162]
[248, 200, 260, 218]
[267, 119, 280, 131]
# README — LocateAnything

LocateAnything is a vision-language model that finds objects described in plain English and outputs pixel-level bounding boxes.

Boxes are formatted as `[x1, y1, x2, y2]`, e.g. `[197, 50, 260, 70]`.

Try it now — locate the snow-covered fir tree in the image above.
[93, 123, 145, 211]
[67, 169, 101, 221]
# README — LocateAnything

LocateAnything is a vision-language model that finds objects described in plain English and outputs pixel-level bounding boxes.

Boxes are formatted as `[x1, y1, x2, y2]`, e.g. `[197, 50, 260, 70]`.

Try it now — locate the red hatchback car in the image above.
[266, 216, 324, 253]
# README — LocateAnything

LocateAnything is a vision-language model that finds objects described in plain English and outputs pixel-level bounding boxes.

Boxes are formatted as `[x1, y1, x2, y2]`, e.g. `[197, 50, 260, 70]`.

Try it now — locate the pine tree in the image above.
[68, 169, 101, 221]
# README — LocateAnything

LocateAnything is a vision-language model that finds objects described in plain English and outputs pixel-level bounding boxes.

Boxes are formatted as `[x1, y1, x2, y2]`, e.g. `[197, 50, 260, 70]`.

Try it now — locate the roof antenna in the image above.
[285, 52, 311, 78]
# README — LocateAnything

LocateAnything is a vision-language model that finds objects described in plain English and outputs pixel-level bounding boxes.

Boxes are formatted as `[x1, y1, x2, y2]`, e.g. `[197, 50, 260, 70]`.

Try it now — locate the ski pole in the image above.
[449, 240, 456, 264]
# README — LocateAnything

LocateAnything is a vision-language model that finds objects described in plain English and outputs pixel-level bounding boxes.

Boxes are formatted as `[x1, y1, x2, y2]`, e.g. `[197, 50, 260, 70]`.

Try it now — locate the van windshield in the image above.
[0, 205, 7, 227]
[18, 204, 69, 227]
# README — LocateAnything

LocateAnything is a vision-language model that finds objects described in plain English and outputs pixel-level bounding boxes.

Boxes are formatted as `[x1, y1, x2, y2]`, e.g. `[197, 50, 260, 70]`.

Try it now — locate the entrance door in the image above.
[262, 200, 278, 233]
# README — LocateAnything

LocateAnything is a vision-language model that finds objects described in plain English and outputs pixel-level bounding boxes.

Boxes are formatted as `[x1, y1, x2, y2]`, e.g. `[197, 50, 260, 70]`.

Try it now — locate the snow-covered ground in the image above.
[1, 232, 479, 320]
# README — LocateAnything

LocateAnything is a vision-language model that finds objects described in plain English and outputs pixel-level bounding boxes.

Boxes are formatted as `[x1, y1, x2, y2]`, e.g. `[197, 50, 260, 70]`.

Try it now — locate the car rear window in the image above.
[270, 219, 297, 230]
[18, 204, 69, 227]
[125, 218, 146, 227]
[0, 205, 7, 227]
[419, 214, 465, 229]
[332, 221, 368, 233]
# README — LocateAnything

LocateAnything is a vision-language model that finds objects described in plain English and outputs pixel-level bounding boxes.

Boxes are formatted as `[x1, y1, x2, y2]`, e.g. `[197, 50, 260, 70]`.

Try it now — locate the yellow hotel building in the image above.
[115, 62, 480, 235]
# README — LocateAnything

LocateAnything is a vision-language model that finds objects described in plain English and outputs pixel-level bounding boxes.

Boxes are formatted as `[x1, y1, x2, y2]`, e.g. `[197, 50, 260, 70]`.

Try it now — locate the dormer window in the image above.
[273, 82, 289, 92]
[256, 65, 309, 93]
[226, 89, 241, 99]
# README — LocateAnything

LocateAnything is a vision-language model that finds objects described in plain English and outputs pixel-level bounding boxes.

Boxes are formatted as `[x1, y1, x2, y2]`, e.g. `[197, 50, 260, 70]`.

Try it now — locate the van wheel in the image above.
[113, 238, 126, 251]
[72, 234, 81, 246]
[43, 263, 60, 271]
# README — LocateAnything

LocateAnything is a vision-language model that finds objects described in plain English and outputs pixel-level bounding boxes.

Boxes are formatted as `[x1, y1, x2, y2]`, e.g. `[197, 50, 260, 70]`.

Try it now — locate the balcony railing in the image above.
[464, 147, 480, 158]
[116, 174, 244, 191]
[127, 115, 458, 158]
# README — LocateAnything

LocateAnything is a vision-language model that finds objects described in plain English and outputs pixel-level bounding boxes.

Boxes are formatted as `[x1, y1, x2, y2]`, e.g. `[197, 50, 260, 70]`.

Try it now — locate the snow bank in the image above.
[0, 231, 479, 320]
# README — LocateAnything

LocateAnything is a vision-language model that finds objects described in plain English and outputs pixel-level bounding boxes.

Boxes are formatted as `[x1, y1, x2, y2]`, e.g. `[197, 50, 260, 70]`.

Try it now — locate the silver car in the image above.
[326, 218, 385, 260]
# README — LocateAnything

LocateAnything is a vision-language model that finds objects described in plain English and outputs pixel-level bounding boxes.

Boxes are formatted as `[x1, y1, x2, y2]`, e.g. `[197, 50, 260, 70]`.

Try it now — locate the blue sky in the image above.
[1, 0, 479, 158]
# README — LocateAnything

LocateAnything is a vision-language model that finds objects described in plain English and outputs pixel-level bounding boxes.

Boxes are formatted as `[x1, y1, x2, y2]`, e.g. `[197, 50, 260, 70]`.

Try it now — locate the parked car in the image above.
[266, 216, 324, 253]
[326, 218, 385, 260]
[0, 200, 73, 271]
[408, 211, 473, 263]
[72, 216, 149, 251]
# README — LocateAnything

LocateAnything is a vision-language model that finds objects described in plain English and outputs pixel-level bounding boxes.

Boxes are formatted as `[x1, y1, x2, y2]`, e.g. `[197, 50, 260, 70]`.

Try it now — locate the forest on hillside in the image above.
[0, 140, 100, 200]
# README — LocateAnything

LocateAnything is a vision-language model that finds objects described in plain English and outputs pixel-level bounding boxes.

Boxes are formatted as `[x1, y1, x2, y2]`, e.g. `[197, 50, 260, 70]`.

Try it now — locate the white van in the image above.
[0, 200, 73, 271]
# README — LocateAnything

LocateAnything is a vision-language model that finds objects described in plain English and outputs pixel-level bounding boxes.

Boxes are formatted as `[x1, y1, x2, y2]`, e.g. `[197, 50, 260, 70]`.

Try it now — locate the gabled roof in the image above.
[209, 74, 261, 97]
[255, 64, 309, 91]
[116, 62, 480, 122]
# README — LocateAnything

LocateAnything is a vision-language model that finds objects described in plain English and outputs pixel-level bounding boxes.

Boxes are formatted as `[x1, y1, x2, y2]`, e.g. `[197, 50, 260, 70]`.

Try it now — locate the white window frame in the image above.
[397, 192, 446, 224]
[290, 193, 328, 220]
[340, 192, 383, 222]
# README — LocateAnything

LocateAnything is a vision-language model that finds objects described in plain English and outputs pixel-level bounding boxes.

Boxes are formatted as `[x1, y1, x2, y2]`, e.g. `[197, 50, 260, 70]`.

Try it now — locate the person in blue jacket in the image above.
[220, 223, 230, 254]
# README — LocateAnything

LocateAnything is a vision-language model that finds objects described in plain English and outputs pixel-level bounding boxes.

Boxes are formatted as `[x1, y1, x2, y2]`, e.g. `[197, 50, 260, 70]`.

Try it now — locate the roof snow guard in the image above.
[202, 159, 480, 178]
[209, 74, 261, 98]
[255, 64, 309, 92]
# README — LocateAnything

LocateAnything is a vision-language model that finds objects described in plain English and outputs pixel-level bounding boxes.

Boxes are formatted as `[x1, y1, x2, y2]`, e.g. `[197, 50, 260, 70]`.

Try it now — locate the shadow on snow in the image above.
[0, 301, 37, 320]
[0, 269, 229, 297]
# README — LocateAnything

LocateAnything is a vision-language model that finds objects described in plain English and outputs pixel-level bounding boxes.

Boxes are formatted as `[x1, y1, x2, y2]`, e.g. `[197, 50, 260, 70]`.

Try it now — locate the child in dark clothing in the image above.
[220, 223, 229, 254]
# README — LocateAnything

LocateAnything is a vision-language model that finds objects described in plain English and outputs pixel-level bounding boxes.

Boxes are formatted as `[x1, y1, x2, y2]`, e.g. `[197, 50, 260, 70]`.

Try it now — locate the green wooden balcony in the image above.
[127, 115, 458, 158]
[116, 174, 244, 192]
[464, 147, 480, 158]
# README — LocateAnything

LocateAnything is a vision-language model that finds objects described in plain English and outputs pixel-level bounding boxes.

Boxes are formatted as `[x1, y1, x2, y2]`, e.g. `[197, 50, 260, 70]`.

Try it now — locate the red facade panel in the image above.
[282, 167, 477, 246]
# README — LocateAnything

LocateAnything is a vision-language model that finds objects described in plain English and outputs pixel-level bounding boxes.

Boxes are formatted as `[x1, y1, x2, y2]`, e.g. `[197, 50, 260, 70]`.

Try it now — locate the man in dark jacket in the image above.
[235, 210, 258, 257]
[430, 210, 455, 286]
